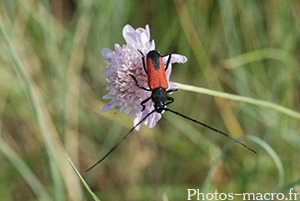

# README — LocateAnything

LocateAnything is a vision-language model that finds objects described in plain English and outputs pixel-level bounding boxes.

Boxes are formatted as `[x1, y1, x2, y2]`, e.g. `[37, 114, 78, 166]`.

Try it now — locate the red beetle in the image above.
[86, 50, 256, 171]
[130, 50, 176, 112]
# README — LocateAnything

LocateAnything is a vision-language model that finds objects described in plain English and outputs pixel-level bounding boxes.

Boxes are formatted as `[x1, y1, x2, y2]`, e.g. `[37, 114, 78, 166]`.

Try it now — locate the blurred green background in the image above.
[0, 0, 300, 200]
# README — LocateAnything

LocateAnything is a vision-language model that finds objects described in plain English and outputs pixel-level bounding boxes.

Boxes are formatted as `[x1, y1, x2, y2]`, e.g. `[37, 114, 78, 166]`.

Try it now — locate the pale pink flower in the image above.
[101, 24, 187, 129]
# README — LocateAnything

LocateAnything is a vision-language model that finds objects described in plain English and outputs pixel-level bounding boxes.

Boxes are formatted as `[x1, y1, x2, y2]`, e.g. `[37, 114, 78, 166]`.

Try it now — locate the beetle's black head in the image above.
[151, 87, 168, 113]
[147, 50, 161, 59]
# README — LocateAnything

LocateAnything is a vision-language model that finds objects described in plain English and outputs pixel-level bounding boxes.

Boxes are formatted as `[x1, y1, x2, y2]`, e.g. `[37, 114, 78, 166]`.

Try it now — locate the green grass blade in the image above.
[202, 135, 284, 193]
[246, 136, 284, 191]
[65, 154, 101, 201]
[0, 136, 52, 201]
[221, 48, 293, 69]
[201, 137, 234, 193]
[0, 17, 65, 200]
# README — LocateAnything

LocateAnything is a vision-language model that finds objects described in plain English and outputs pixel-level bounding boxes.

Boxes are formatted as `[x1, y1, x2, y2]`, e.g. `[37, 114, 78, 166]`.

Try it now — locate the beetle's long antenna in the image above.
[86, 110, 156, 172]
[164, 108, 256, 154]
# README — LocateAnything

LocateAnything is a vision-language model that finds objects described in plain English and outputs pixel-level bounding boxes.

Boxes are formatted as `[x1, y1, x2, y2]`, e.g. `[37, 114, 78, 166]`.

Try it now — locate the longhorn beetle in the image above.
[86, 50, 256, 171]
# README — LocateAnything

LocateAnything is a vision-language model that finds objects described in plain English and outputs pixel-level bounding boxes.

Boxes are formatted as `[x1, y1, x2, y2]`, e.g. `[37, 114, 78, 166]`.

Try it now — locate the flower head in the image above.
[101, 24, 187, 129]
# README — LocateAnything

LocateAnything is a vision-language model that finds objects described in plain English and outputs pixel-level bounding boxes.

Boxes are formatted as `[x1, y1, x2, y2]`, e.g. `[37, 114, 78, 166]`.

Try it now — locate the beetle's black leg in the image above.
[166, 96, 174, 105]
[140, 97, 151, 111]
[166, 88, 178, 93]
[130, 74, 151, 91]
[138, 50, 148, 74]
[162, 54, 172, 71]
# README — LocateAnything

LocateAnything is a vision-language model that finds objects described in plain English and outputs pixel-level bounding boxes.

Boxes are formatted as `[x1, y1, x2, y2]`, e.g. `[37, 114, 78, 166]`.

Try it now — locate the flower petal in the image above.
[122, 24, 137, 44]
[102, 69, 110, 76]
[128, 109, 138, 117]
[165, 64, 172, 80]
[137, 27, 150, 45]
[162, 54, 187, 64]
[133, 112, 143, 131]
[145, 112, 161, 128]
[168, 82, 178, 92]
[145, 25, 150, 40]
[101, 48, 113, 62]
[102, 94, 112, 99]
[101, 101, 117, 112]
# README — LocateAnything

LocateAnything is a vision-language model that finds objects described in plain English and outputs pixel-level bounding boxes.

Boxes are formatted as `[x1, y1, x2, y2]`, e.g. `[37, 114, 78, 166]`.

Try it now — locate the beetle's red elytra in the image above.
[146, 50, 168, 90]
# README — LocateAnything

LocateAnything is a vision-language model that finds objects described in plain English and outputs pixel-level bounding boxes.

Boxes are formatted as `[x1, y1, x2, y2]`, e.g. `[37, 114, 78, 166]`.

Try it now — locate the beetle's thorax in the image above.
[151, 86, 168, 113]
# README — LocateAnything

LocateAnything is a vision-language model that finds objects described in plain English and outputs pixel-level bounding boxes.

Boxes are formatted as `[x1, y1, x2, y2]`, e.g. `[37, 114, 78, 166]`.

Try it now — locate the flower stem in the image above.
[173, 82, 300, 120]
